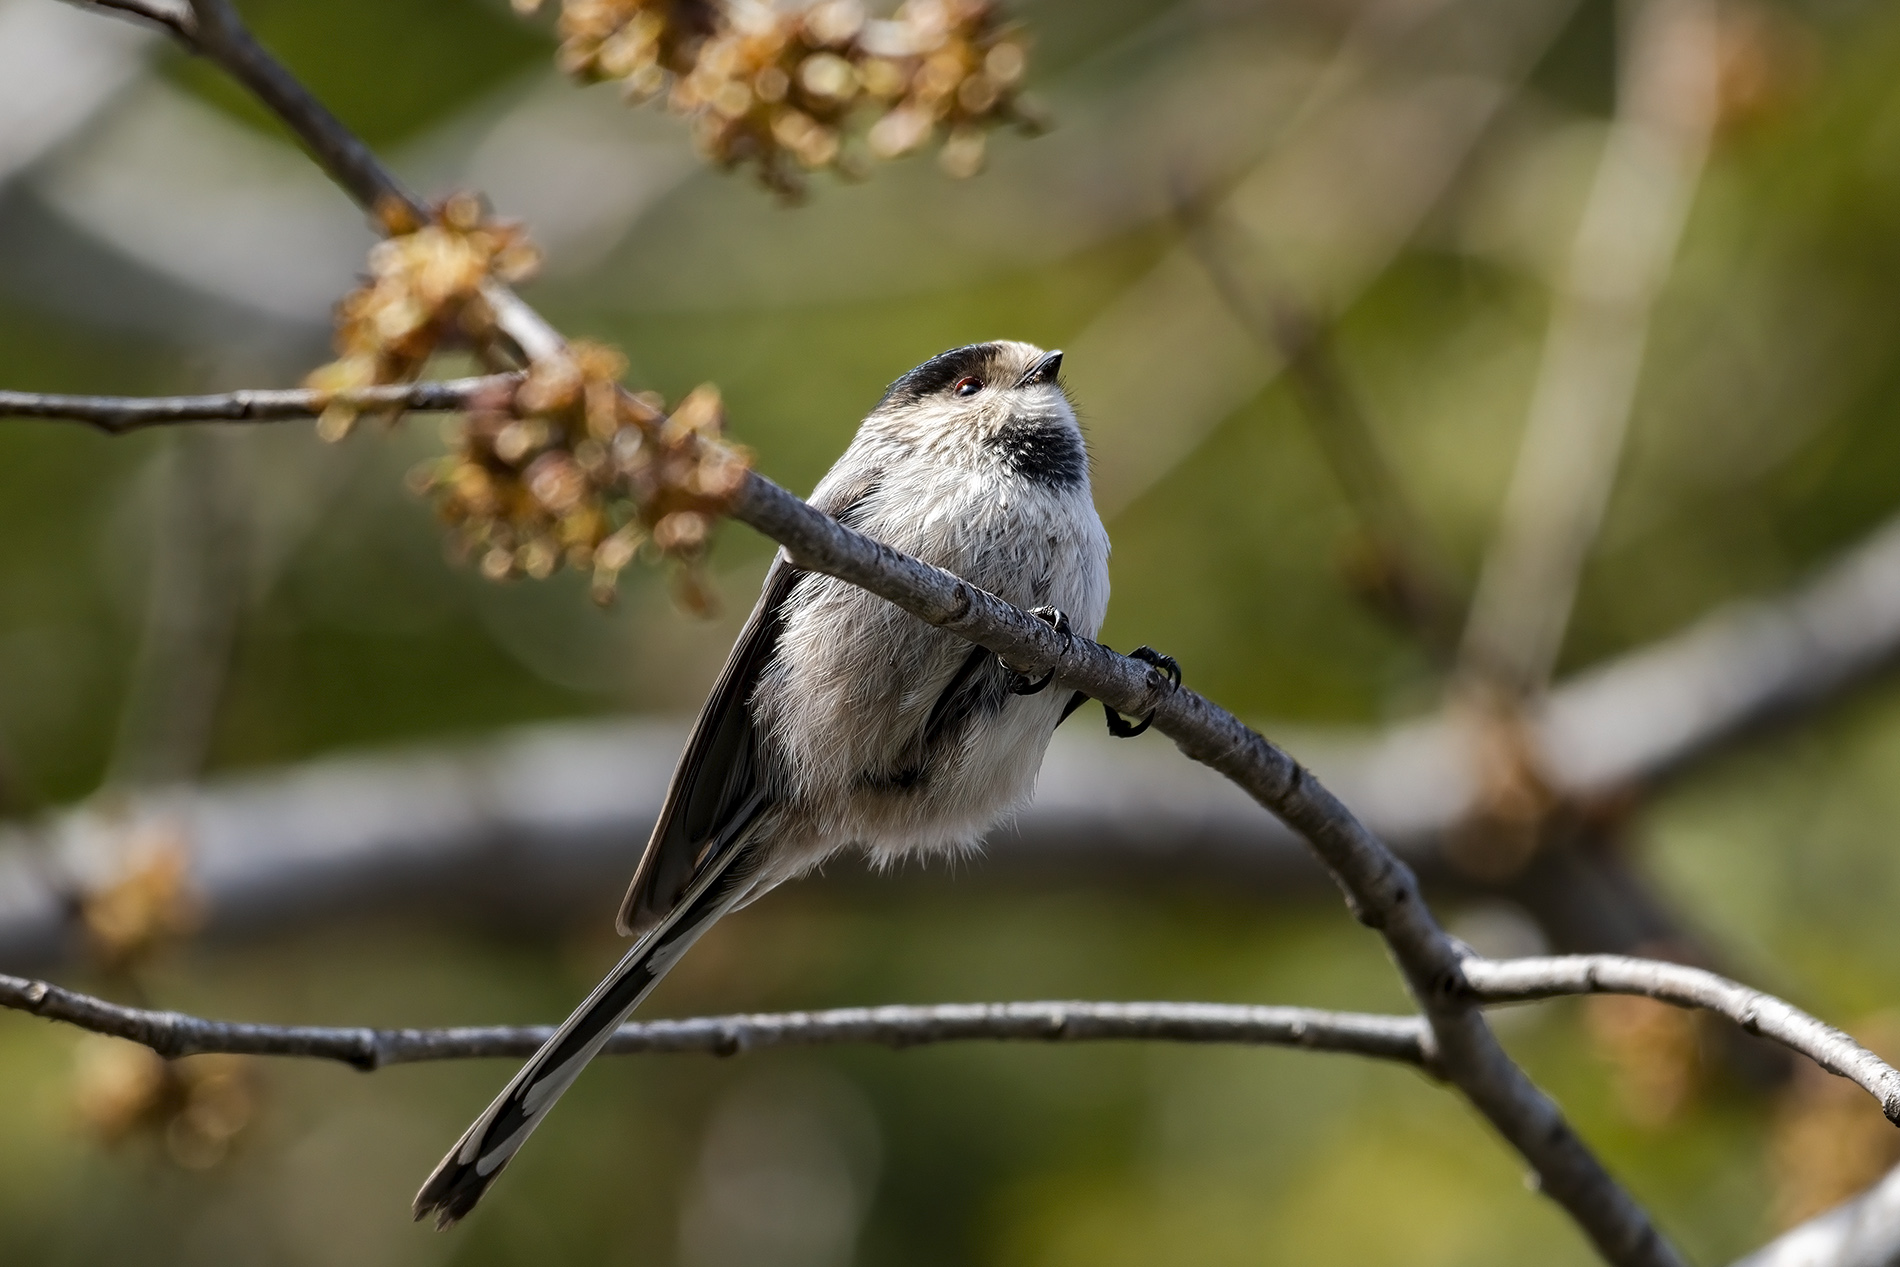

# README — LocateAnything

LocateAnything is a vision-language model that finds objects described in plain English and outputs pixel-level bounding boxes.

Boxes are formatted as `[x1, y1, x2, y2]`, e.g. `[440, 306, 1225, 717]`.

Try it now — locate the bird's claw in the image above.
[1104, 646, 1182, 738]
[1006, 606, 1071, 695]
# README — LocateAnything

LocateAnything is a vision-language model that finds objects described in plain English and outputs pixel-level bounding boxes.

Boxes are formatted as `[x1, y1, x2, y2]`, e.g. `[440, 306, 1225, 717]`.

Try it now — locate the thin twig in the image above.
[1462, 955, 1900, 1125]
[0, 376, 519, 434]
[1176, 192, 1462, 658]
[69, 5, 1682, 1262]
[0, 973, 1430, 1072]
[1459, 0, 1720, 696]
[183, 0, 417, 217]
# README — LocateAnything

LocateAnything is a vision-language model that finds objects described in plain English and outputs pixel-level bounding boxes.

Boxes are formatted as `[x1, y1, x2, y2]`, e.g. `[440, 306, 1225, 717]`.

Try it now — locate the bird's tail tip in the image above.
[412, 1152, 504, 1231]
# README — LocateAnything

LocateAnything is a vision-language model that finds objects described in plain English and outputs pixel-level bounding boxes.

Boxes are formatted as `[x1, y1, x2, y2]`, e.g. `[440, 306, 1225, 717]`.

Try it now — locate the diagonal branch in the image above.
[1460, 0, 1719, 696]
[0, 376, 518, 435]
[1177, 193, 1463, 658]
[730, 470, 1683, 1267]
[0, 972, 1431, 1072]
[64, 4, 1681, 1263]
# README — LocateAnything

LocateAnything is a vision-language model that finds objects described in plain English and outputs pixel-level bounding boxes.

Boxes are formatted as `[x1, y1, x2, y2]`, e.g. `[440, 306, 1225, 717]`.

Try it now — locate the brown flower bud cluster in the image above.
[516, 0, 1041, 199]
[305, 193, 539, 440]
[410, 342, 751, 606]
[73, 1038, 256, 1169]
[77, 826, 204, 972]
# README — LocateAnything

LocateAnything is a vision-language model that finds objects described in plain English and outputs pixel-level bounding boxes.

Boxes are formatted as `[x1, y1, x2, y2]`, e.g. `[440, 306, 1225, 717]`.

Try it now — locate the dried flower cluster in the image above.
[410, 343, 750, 606]
[305, 194, 747, 603]
[304, 193, 539, 440]
[77, 827, 203, 971]
[517, 0, 1042, 198]
[73, 1038, 256, 1169]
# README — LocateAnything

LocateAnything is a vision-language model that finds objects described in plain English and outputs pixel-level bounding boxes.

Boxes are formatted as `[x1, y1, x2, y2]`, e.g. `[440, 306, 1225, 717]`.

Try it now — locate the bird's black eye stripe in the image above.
[876, 342, 1001, 409]
[954, 376, 984, 396]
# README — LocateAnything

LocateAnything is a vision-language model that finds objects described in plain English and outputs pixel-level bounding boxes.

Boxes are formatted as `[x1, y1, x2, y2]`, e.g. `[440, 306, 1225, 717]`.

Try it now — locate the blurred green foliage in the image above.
[3, 0, 1900, 1264]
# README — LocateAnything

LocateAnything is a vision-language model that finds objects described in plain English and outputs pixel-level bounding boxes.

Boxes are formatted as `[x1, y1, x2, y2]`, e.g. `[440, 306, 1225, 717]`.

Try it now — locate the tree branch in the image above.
[724, 471, 1684, 1266]
[0, 972, 1430, 1072]
[1176, 192, 1463, 659]
[14, 952, 1897, 1132]
[57, 4, 1682, 1262]
[1459, 0, 1719, 696]
[1462, 955, 1900, 1125]
[1730, 1160, 1900, 1267]
[181, 0, 414, 218]
[0, 376, 517, 435]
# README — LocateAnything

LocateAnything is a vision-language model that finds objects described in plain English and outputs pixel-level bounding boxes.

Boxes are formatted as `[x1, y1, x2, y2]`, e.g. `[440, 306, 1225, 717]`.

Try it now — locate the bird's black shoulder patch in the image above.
[987, 419, 1088, 490]
[877, 343, 1002, 410]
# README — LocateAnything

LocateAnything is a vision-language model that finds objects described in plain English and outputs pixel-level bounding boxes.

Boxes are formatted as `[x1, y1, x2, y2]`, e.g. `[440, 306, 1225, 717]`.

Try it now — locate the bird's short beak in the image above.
[1019, 349, 1063, 387]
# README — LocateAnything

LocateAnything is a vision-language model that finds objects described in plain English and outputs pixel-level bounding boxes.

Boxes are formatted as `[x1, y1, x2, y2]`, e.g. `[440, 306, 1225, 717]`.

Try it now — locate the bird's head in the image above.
[864, 341, 1084, 490]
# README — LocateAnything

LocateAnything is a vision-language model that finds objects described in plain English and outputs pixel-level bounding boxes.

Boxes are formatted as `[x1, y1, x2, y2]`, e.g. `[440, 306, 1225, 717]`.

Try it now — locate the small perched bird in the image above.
[415, 341, 1136, 1227]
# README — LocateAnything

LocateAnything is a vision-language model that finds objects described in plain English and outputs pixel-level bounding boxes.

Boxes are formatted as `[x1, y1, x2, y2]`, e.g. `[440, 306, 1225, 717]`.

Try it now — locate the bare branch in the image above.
[1731, 1161, 1900, 1267]
[180, 0, 417, 218]
[1460, 0, 1720, 696]
[0, 972, 1430, 1071]
[1462, 955, 1900, 1125]
[15, 951, 1896, 1133]
[723, 472, 1682, 1266]
[0, 376, 518, 435]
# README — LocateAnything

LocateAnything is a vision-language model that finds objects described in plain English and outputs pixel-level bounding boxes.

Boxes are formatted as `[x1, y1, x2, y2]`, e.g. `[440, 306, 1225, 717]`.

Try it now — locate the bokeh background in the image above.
[3, 0, 1900, 1263]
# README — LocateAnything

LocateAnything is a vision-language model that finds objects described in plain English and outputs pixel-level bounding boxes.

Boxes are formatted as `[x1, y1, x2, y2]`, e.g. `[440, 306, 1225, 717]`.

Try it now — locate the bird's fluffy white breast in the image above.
[752, 438, 1109, 879]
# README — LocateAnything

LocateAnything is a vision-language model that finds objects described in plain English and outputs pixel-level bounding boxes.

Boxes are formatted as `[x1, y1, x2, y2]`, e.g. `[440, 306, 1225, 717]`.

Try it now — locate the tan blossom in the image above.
[411, 342, 750, 604]
[73, 1037, 257, 1169]
[305, 194, 539, 439]
[78, 826, 203, 971]
[520, 0, 1041, 199]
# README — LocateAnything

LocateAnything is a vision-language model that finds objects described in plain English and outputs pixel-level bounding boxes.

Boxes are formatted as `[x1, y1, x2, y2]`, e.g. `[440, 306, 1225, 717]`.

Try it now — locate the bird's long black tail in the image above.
[413, 836, 759, 1229]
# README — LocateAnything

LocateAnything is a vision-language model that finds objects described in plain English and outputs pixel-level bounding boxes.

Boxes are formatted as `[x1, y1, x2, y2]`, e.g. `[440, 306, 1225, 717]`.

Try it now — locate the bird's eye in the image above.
[953, 376, 984, 397]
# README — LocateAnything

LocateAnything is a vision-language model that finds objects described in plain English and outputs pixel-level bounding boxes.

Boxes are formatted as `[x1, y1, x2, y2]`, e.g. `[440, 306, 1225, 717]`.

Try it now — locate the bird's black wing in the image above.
[615, 474, 880, 936]
[614, 555, 798, 936]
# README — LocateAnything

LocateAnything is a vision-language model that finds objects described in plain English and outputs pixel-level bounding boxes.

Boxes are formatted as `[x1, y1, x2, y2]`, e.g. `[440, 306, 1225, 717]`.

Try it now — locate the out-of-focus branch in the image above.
[3, 479, 1899, 962]
[1177, 195, 1463, 657]
[59, 0, 195, 45]
[0, 376, 519, 434]
[0, 972, 1431, 1071]
[1731, 1161, 1900, 1267]
[1460, 0, 1719, 696]
[1462, 956, 1900, 1123]
[107, 432, 249, 789]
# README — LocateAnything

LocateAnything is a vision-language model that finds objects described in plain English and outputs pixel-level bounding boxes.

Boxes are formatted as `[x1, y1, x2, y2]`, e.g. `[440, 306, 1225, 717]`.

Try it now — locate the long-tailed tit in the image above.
[415, 341, 1173, 1227]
